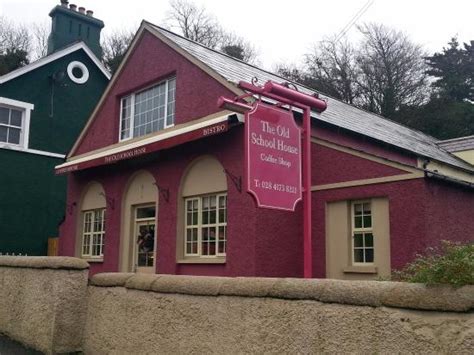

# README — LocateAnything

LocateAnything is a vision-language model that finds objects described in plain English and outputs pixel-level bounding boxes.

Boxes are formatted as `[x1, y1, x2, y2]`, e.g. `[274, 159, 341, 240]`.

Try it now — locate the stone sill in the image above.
[177, 258, 226, 264]
[343, 265, 377, 274]
[83, 258, 104, 263]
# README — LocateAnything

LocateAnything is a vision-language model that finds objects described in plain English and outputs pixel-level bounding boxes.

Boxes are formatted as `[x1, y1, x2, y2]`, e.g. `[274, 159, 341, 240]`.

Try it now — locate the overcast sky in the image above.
[1, 0, 473, 69]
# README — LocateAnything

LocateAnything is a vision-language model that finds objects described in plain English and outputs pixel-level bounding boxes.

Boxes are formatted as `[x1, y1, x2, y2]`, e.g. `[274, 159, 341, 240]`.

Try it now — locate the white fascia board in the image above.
[0, 42, 110, 84]
[56, 113, 236, 169]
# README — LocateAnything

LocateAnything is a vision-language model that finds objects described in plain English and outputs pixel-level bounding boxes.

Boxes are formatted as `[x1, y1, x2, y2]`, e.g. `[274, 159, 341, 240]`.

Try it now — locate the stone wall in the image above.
[86, 273, 474, 354]
[0, 256, 89, 354]
[0, 258, 472, 354]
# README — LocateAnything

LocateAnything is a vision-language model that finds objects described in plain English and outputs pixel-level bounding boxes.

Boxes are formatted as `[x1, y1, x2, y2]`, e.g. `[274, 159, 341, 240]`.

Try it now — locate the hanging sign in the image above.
[245, 102, 302, 211]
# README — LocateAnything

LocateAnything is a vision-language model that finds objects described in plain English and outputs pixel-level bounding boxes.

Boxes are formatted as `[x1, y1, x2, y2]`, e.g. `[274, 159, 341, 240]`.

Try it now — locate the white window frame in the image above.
[0, 97, 34, 151]
[134, 204, 157, 268]
[351, 200, 374, 265]
[81, 208, 106, 259]
[119, 77, 176, 142]
[184, 193, 227, 258]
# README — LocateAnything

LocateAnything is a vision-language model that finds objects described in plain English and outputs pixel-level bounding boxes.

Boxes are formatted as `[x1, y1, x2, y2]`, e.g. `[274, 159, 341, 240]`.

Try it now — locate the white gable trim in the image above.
[0, 42, 110, 84]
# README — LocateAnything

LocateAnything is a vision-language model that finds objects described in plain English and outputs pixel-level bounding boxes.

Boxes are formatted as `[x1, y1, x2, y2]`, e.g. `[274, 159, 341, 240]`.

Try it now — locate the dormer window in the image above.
[120, 77, 176, 141]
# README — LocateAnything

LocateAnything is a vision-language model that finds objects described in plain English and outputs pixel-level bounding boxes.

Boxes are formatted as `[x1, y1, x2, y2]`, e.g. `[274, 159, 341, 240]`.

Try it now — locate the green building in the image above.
[0, 0, 110, 255]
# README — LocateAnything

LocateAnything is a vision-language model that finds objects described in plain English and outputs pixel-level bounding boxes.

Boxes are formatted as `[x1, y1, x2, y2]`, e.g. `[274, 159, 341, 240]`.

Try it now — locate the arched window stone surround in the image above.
[119, 170, 158, 272]
[75, 181, 106, 259]
[177, 155, 228, 262]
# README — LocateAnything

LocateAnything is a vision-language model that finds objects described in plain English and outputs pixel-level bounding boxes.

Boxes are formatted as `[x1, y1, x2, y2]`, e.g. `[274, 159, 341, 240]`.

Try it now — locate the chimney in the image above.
[47, 2, 104, 58]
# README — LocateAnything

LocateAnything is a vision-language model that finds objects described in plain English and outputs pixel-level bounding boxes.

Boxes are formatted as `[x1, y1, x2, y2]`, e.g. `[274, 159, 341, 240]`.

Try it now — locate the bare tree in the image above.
[305, 37, 359, 104]
[29, 21, 50, 60]
[101, 29, 136, 74]
[0, 16, 30, 74]
[220, 32, 257, 64]
[0, 16, 30, 54]
[166, 0, 259, 63]
[166, 0, 222, 49]
[355, 23, 429, 118]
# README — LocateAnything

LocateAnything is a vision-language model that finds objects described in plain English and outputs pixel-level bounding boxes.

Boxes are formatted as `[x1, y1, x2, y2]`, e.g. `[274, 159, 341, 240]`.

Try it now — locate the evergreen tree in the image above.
[425, 38, 474, 102]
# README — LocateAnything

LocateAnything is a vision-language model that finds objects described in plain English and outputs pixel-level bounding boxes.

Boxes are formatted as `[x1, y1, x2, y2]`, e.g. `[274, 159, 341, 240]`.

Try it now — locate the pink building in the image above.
[56, 22, 474, 278]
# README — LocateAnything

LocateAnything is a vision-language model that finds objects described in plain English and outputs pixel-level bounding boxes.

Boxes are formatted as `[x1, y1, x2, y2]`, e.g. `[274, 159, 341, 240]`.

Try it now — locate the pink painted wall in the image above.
[311, 143, 409, 186]
[59, 130, 474, 278]
[59, 26, 474, 278]
[313, 124, 418, 167]
[74, 30, 237, 156]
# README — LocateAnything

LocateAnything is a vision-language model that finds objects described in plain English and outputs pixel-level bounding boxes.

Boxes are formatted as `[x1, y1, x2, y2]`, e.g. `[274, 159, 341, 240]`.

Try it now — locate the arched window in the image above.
[78, 182, 106, 260]
[178, 156, 228, 261]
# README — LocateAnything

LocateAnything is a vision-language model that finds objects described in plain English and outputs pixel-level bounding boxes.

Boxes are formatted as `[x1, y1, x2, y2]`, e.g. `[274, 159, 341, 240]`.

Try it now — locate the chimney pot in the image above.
[78, 6, 85, 14]
[60, 0, 69, 7]
[86, 10, 94, 17]
[69, 4, 77, 11]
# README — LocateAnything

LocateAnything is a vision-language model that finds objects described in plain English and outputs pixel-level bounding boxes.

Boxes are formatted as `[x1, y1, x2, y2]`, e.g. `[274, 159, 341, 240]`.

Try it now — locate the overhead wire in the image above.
[334, 0, 375, 42]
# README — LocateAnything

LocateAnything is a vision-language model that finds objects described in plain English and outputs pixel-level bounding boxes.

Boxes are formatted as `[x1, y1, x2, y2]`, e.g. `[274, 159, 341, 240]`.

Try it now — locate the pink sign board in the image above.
[245, 102, 302, 211]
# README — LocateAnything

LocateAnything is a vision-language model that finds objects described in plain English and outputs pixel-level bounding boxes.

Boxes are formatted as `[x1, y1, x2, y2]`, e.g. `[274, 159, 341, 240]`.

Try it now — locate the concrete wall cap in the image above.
[219, 277, 281, 297]
[0, 256, 89, 270]
[151, 275, 231, 296]
[124, 274, 161, 291]
[380, 282, 474, 312]
[90, 273, 135, 287]
[90, 273, 474, 312]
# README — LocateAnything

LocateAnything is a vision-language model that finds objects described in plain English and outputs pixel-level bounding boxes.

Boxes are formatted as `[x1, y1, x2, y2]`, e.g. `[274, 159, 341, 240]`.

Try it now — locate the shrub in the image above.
[391, 240, 474, 287]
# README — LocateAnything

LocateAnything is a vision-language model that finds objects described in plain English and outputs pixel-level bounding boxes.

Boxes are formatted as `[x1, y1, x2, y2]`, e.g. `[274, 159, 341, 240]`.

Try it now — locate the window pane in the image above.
[0, 126, 7, 142]
[10, 109, 22, 127]
[218, 209, 225, 223]
[218, 226, 226, 254]
[354, 249, 364, 263]
[8, 128, 20, 144]
[209, 210, 216, 224]
[365, 248, 374, 263]
[0, 107, 9, 124]
[363, 215, 372, 228]
[210, 196, 216, 208]
[354, 216, 362, 228]
[354, 233, 363, 247]
[354, 203, 362, 215]
[363, 203, 371, 214]
[137, 206, 156, 219]
[365, 233, 374, 247]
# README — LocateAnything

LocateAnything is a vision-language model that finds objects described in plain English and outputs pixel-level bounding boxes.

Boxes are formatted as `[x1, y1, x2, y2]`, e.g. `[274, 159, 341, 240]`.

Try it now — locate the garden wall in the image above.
[0, 256, 89, 354]
[86, 273, 474, 354]
[0, 257, 472, 354]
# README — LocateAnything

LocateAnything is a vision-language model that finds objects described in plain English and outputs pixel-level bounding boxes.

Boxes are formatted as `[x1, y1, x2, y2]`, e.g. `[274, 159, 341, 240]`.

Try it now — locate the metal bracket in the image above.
[224, 169, 242, 193]
[154, 183, 170, 203]
[100, 192, 115, 210]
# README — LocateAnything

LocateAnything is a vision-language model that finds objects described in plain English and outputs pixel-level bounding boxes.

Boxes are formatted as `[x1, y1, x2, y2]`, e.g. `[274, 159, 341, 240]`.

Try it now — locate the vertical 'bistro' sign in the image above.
[245, 102, 302, 211]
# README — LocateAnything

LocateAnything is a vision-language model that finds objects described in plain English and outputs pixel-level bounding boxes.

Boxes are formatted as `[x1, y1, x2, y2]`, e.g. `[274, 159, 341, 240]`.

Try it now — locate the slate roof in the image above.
[149, 23, 474, 172]
[438, 135, 474, 153]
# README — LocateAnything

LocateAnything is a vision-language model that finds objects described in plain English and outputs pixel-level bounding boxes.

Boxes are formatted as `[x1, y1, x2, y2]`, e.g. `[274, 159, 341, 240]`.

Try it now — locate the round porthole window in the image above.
[67, 61, 89, 84]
